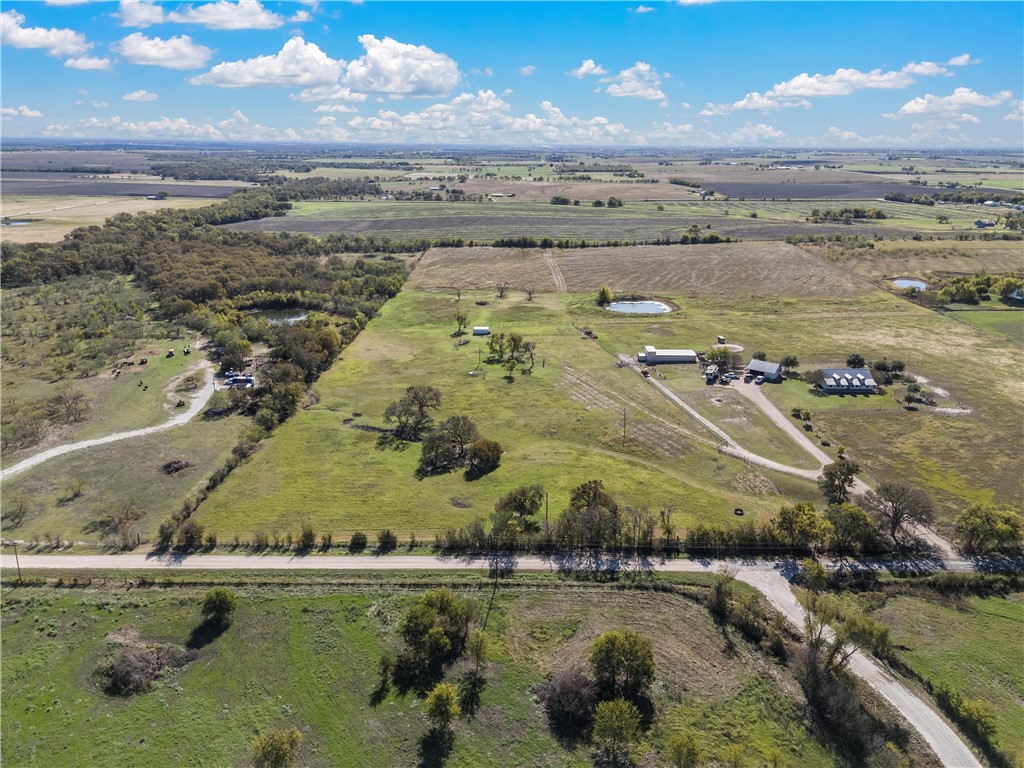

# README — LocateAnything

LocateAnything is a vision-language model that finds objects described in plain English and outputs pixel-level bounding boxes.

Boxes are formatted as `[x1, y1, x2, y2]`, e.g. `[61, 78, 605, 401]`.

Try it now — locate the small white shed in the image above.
[472, 326, 491, 336]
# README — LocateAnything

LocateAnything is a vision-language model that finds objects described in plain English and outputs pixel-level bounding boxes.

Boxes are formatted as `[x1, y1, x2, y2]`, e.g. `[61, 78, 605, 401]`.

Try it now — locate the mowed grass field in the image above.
[874, 593, 1024, 763]
[196, 289, 793, 541]
[0, 579, 840, 768]
[0, 195, 213, 244]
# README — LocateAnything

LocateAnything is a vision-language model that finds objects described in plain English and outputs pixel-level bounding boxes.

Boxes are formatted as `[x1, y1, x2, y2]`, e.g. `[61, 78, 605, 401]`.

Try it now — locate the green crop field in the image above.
[874, 593, 1024, 763]
[0, 577, 841, 768]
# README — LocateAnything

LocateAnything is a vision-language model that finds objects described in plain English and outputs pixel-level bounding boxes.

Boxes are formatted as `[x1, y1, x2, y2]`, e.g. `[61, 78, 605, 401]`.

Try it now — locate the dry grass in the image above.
[807, 240, 1024, 283]
[0, 195, 212, 243]
[413, 243, 874, 298]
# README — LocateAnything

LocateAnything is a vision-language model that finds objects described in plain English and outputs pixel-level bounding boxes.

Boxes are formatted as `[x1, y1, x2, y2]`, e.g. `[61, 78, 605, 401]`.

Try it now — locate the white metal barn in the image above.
[472, 326, 491, 336]
[638, 345, 697, 364]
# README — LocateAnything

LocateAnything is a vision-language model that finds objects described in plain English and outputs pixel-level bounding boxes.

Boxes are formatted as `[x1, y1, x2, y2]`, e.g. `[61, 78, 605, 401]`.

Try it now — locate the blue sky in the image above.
[2, 1, 1022, 146]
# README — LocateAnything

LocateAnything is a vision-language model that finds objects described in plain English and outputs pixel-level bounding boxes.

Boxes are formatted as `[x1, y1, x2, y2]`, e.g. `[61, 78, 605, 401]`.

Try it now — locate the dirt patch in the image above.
[729, 469, 782, 497]
[105, 626, 143, 647]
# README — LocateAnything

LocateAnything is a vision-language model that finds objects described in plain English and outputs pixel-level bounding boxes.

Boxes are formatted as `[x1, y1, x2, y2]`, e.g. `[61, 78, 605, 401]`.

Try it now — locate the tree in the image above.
[800, 591, 891, 677]
[592, 699, 641, 763]
[607, 196, 623, 208]
[349, 531, 368, 552]
[589, 629, 655, 701]
[846, 353, 865, 368]
[597, 286, 614, 306]
[383, 385, 442, 440]
[424, 682, 461, 732]
[817, 459, 860, 505]
[779, 355, 800, 374]
[752, 350, 767, 361]
[773, 502, 830, 550]
[705, 346, 732, 370]
[377, 529, 399, 551]
[47, 385, 89, 424]
[666, 732, 701, 768]
[824, 502, 876, 552]
[252, 727, 302, 768]
[419, 416, 481, 475]
[466, 628, 488, 672]
[496, 281, 511, 299]
[953, 504, 1022, 552]
[493, 484, 545, 534]
[861, 483, 934, 549]
[454, 310, 468, 336]
[540, 668, 597, 737]
[176, 518, 204, 549]
[201, 587, 237, 625]
[466, 438, 502, 478]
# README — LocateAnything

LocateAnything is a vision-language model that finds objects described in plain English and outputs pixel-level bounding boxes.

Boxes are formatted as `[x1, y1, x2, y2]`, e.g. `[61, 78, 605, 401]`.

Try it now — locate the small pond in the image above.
[892, 278, 928, 291]
[249, 309, 309, 326]
[607, 300, 672, 314]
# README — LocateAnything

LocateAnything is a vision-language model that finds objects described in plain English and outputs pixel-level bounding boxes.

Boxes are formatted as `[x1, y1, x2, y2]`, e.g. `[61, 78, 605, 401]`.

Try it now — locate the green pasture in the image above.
[196, 289, 802, 542]
[942, 308, 1024, 344]
[0, 581, 837, 768]
[874, 593, 1024, 763]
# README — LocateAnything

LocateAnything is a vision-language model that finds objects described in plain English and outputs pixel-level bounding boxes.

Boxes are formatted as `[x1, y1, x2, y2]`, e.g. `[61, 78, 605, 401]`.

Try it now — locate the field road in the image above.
[1, 551, 985, 767]
[544, 252, 568, 291]
[0, 362, 216, 482]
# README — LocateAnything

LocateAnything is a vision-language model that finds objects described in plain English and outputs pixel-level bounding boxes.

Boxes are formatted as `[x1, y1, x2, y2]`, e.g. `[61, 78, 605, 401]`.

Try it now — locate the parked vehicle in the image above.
[755, 375, 765, 385]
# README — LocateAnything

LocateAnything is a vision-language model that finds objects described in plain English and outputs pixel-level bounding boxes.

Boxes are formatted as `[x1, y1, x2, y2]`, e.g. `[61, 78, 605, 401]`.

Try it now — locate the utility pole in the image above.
[13, 540, 22, 584]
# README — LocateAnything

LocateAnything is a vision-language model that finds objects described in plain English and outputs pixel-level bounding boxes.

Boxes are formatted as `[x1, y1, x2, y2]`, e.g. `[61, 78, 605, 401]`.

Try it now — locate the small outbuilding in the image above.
[472, 326, 491, 336]
[819, 368, 876, 394]
[638, 345, 697, 364]
[746, 359, 783, 381]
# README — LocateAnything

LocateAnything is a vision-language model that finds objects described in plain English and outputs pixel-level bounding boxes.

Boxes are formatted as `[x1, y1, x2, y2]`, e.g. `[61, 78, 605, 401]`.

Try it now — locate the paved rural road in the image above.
[1, 552, 983, 767]
[0, 362, 216, 482]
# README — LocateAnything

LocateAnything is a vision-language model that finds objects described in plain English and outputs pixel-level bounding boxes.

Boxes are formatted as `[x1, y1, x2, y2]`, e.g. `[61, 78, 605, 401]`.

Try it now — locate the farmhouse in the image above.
[746, 359, 783, 381]
[975, 219, 996, 228]
[638, 346, 697, 364]
[472, 326, 491, 336]
[819, 368, 876, 394]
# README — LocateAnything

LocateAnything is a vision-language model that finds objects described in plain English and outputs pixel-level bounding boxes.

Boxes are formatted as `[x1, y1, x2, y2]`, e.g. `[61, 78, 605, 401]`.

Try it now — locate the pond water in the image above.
[249, 309, 309, 326]
[892, 278, 928, 291]
[607, 300, 672, 314]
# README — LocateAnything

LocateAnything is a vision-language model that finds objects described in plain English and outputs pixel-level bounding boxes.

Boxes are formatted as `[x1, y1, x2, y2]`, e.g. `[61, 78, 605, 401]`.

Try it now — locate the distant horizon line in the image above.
[2, 137, 1022, 155]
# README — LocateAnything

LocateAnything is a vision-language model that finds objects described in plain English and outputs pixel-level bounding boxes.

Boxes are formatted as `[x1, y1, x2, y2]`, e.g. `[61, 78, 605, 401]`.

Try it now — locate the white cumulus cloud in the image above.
[568, 59, 606, 78]
[1005, 101, 1024, 122]
[519, 65, 536, 76]
[1, 10, 90, 57]
[946, 53, 980, 66]
[168, 0, 285, 30]
[190, 37, 342, 87]
[114, 32, 213, 69]
[901, 60, 950, 77]
[292, 84, 367, 103]
[726, 123, 785, 144]
[115, 0, 164, 27]
[123, 89, 158, 101]
[342, 35, 460, 97]
[885, 87, 1014, 118]
[632, 5, 655, 12]
[314, 103, 358, 113]
[701, 61, 939, 116]
[1, 104, 44, 118]
[65, 55, 111, 70]
[603, 61, 665, 100]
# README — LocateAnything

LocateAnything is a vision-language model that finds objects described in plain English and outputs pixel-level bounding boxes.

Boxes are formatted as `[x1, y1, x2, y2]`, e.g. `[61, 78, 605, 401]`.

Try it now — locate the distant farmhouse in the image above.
[746, 359, 783, 381]
[819, 368, 876, 394]
[975, 219, 996, 228]
[638, 346, 697, 364]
